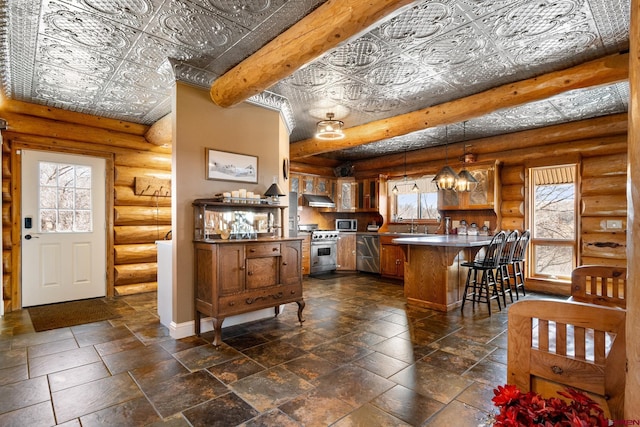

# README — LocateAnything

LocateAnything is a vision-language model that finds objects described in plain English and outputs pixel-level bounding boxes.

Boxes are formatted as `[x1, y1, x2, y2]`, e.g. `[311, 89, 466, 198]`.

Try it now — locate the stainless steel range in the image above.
[310, 230, 339, 275]
[299, 224, 339, 275]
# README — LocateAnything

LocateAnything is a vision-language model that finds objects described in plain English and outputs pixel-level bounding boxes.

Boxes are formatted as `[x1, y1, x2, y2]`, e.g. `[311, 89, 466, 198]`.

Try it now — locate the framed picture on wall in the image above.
[206, 148, 258, 183]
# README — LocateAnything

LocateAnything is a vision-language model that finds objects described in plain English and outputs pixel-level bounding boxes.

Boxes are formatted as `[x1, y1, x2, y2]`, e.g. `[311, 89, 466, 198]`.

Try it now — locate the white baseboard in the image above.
[166, 306, 284, 340]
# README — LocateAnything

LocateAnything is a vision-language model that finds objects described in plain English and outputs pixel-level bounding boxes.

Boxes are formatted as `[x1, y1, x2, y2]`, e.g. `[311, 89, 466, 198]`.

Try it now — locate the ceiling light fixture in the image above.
[456, 121, 478, 192]
[433, 125, 459, 191]
[315, 112, 345, 140]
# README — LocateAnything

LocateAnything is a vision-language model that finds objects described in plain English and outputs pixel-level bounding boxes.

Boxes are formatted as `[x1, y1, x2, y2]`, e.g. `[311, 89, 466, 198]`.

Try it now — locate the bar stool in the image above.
[496, 230, 519, 306]
[461, 231, 507, 315]
[511, 230, 530, 298]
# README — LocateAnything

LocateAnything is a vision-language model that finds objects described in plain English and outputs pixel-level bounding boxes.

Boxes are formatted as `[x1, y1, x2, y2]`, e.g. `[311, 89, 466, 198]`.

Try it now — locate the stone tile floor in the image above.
[0, 273, 547, 426]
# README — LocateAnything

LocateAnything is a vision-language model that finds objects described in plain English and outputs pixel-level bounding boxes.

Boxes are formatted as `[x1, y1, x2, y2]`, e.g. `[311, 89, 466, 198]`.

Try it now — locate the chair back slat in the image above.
[500, 230, 520, 263]
[571, 265, 627, 309]
[480, 231, 506, 268]
[512, 229, 530, 262]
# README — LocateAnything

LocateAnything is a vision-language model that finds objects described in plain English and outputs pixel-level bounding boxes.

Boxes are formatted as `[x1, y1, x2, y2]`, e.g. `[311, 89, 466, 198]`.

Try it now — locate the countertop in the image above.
[391, 234, 493, 247]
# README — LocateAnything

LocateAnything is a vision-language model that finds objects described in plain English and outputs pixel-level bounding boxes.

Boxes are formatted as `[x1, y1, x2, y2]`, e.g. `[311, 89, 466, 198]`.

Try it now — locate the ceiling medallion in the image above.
[315, 113, 344, 140]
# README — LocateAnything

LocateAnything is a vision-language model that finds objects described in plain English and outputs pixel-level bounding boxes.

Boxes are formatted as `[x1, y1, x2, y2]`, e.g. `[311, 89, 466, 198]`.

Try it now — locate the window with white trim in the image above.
[389, 176, 439, 221]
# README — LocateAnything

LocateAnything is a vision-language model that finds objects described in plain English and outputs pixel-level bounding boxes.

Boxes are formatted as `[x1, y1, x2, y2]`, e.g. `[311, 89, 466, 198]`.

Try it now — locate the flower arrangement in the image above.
[491, 384, 608, 426]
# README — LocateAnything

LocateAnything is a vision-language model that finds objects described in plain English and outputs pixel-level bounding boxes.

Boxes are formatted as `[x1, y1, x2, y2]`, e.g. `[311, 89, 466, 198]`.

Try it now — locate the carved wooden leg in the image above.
[212, 317, 224, 346]
[296, 299, 306, 324]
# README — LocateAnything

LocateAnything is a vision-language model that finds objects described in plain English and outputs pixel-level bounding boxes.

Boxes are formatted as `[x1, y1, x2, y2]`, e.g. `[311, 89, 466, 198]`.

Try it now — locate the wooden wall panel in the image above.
[501, 184, 525, 201]
[581, 153, 627, 177]
[501, 216, 524, 231]
[114, 243, 158, 264]
[500, 201, 524, 217]
[114, 263, 157, 286]
[581, 176, 627, 196]
[580, 195, 627, 216]
[579, 151, 627, 267]
[114, 186, 171, 207]
[114, 206, 171, 226]
[114, 225, 172, 244]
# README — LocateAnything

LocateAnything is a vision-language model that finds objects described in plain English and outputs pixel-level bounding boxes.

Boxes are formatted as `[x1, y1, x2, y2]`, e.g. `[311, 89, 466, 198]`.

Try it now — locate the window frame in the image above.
[388, 175, 440, 224]
[527, 163, 578, 281]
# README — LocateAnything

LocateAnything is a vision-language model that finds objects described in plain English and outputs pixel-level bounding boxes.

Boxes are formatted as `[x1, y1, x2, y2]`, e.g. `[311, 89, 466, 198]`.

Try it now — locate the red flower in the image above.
[491, 385, 608, 427]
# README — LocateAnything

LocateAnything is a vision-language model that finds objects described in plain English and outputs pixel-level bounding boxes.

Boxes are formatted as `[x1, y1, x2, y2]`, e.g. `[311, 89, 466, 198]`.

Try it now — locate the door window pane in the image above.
[39, 162, 93, 232]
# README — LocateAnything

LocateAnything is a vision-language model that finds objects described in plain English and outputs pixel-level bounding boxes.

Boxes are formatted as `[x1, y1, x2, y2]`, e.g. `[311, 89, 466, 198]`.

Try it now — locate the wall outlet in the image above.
[606, 219, 623, 230]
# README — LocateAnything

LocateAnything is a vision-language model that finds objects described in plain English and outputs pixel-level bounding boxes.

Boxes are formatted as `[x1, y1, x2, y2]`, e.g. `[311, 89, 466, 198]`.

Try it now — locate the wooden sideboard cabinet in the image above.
[194, 239, 305, 345]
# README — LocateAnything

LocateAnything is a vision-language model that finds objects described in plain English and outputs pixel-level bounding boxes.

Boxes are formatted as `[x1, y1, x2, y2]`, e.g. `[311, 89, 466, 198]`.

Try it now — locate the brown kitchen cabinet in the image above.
[194, 239, 305, 345]
[357, 178, 380, 212]
[438, 163, 498, 211]
[336, 232, 356, 271]
[380, 235, 405, 279]
[301, 233, 311, 275]
[336, 177, 357, 212]
[438, 162, 498, 211]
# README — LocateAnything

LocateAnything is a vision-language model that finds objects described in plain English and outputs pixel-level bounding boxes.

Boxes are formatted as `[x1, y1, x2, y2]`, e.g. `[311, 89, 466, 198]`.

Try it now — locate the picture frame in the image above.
[206, 148, 258, 183]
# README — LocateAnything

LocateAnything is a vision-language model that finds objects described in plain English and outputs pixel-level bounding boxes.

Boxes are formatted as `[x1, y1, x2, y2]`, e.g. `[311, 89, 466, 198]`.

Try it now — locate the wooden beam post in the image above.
[210, 0, 418, 108]
[290, 52, 629, 159]
[625, 0, 639, 419]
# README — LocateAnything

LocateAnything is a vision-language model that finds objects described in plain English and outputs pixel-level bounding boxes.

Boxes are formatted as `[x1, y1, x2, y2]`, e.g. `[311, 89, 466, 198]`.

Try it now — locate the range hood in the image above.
[302, 194, 336, 208]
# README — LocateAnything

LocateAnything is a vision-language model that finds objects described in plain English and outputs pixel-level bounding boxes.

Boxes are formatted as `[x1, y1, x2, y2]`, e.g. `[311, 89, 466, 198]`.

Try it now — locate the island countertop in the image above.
[392, 234, 493, 247]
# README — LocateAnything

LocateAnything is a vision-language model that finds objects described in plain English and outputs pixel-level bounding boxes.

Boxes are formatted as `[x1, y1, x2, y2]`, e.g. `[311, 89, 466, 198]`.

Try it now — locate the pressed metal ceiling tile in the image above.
[0, 0, 631, 159]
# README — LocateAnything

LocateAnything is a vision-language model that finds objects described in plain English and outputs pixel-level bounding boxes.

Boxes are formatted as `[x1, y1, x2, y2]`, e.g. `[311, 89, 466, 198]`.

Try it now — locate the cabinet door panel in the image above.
[281, 241, 302, 285]
[218, 245, 245, 295]
[246, 257, 278, 289]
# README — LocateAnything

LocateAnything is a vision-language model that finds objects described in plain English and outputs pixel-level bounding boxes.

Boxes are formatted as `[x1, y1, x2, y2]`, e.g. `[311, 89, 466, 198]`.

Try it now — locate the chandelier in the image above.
[433, 125, 459, 191]
[315, 112, 344, 140]
[455, 122, 478, 192]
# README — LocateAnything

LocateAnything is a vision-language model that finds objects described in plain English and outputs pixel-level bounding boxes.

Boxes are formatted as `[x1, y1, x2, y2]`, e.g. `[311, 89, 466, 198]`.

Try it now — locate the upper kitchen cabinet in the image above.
[314, 177, 332, 196]
[438, 162, 499, 211]
[292, 174, 333, 197]
[336, 178, 356, 212]
[356, 178, 380, 212]
[290, 174, 300, 194]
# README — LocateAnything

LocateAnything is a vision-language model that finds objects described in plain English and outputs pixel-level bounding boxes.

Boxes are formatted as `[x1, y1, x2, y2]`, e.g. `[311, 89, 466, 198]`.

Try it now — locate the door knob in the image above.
[24, 234, 39, 240]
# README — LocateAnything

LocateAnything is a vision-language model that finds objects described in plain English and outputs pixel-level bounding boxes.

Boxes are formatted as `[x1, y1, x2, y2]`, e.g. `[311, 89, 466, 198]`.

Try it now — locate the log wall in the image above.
[0, 101, 171, 311]
[579, 153, 627, 267]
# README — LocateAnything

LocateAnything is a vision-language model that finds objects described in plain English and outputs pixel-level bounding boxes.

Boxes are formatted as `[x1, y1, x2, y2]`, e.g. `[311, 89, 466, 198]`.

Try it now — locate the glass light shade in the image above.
[456, 169, 478, 192]
[315, 113, 344, 140]
[411, 182, 420, 192]
[391, 185, 399, 195]
[433, 165, 459, 191]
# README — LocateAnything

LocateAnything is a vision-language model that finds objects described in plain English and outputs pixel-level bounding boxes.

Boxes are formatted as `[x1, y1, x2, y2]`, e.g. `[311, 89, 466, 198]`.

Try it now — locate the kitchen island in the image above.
[392, 235, 494, 312]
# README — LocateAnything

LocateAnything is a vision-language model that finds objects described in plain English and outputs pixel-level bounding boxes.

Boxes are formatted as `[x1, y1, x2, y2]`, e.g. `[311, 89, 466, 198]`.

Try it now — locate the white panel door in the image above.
[21, 150, 106, 307]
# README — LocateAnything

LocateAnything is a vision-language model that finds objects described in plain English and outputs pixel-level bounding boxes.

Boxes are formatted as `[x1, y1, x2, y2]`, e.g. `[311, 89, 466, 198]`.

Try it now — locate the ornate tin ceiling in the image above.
[0, 0, 630, 161]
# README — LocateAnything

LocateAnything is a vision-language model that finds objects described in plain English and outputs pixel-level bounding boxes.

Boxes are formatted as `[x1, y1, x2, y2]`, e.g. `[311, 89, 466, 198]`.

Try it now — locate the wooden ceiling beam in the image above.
[352, 113, 628, 173]
[290, 52, 629, 160]
[210, 0, 418, 108]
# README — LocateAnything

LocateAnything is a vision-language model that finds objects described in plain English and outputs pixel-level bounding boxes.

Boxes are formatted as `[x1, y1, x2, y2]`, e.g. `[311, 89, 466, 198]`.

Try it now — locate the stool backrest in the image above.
[512, 229, 530, 262]
[501, 230, 520, 263]
[481, 231, 507, 268]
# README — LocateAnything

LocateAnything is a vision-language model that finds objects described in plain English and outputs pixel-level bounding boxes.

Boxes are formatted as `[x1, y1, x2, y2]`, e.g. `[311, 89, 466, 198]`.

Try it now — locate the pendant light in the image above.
[392, 150, 419, 194]
[455, 121, 478, 192]
[315, 112, 345, 140]
[433, 125, 459, 191]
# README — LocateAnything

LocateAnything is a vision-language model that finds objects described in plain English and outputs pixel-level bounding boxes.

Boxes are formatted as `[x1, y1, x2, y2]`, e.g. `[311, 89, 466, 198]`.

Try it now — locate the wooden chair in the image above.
[570, 265, 626, 309]
[496, 230, 519, 306]
[508, 299, 626, 420]
[461, 231, 506, 315]
[510, 229, 530, 299]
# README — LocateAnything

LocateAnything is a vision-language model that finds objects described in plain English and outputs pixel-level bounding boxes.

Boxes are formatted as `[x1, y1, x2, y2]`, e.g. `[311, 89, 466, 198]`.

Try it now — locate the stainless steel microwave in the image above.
[336, 219, 357, 231]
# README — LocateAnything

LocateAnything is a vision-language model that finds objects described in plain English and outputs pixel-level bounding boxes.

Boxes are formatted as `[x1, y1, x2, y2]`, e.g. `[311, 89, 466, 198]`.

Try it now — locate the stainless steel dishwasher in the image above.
[356, 234, 380, 273]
